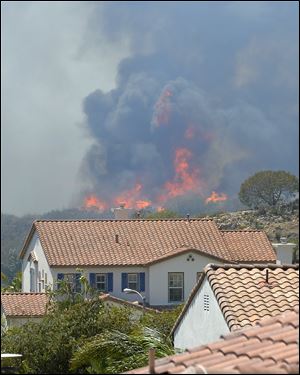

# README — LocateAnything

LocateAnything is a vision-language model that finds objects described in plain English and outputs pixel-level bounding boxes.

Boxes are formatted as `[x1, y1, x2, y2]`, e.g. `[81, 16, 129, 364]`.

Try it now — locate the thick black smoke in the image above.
[78, 2, 298, 213]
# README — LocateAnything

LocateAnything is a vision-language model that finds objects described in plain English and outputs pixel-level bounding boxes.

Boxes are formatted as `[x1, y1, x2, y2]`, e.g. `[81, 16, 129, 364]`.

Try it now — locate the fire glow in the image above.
[205, 191, 228, 204]
[114, 183, 152, 210]
[84, 195, 107, 211]
[158, 148, 201, 203]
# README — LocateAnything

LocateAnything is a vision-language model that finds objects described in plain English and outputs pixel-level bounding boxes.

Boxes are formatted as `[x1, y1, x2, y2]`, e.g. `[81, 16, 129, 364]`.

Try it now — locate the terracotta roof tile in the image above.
[125, 308, 299, 374]
[1, 293, 48, 317]
[205, 264, 299, 330]
[19, 219, 276, 266]
[171, 263, 299, 336]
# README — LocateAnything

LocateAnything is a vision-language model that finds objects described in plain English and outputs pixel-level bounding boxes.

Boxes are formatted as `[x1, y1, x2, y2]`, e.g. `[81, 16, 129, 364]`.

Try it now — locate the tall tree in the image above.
[239, 170, 299, 209]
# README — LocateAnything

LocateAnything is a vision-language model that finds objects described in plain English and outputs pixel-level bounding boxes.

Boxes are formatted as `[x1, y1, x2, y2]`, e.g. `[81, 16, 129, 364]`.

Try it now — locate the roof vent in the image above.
[115, 234, 119, 244]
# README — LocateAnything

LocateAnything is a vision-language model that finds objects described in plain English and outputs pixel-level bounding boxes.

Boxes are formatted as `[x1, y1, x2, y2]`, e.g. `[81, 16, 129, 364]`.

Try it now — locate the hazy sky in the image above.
[1, 1, 299, 216]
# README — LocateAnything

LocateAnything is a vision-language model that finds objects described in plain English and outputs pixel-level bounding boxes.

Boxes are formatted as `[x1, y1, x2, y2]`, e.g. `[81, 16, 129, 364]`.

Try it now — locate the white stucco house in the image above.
[19, 215, 277, 307]
[171, 263, 299, 350]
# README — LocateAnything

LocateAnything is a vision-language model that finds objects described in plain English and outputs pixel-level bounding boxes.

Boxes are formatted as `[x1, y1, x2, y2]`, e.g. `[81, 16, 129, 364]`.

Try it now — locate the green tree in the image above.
[146, 209, 179, 219]
[239, 170, 299, 209]
[1, 271, 22, 292]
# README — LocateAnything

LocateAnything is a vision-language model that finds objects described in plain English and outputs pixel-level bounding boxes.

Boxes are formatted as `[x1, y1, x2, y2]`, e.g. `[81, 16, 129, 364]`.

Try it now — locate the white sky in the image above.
[1, 1, 130, 215]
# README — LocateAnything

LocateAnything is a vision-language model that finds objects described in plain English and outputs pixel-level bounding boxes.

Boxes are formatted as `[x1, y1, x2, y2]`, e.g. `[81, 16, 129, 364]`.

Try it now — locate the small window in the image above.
[168, 273, 184, 302]
[128, 273, 138, 290]
[45, 273, 47, 284]
[38, 282, 41, 293]
[96, 274, 107, 292]
[204, 294, 209, 311]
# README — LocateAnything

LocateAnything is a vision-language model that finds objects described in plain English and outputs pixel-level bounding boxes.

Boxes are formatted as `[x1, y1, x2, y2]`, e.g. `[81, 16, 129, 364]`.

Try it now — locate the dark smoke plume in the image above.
[78, 2, 298, 214]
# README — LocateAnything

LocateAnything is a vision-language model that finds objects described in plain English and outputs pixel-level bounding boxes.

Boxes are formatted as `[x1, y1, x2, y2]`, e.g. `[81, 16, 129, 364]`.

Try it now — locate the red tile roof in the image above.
[19, 219, 276, 267]
[221, 230, 276, 262]
[1, 293, 48, 317]
[172, 263, 299, 335]
[126, 308, 299, 374]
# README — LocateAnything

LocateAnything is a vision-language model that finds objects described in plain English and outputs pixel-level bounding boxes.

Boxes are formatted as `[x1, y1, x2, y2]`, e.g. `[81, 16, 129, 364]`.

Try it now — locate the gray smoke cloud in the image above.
[78, 2, 298, 213]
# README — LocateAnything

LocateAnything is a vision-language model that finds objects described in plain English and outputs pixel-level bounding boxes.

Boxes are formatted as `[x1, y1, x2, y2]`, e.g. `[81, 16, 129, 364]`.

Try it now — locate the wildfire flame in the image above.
[84, 195, 108, 211]
[205, 191, 228, 204]
[153, 89, 172, 126]
[158, 148, 201, 202]
[114, 183, 152, 209]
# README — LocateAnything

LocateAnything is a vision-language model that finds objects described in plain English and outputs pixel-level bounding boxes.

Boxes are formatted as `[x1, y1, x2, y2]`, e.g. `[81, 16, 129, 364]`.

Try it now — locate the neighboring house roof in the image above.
[99, 293, 160, 313]
[1, 293, 48, 317]
[172, 263, 299, 335]
[126, 307, 299, 374]
[19, 219, 276, 266]
[221, 230, 276, 262]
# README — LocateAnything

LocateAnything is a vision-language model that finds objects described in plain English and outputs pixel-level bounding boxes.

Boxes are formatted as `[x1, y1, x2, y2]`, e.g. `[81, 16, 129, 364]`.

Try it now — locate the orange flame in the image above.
[205, 191, 228, 204]
[114, 183, 151, 209]
[153, 89, 172, 126]
[84, 195, 108, 211]
[158, 148, 201, 202]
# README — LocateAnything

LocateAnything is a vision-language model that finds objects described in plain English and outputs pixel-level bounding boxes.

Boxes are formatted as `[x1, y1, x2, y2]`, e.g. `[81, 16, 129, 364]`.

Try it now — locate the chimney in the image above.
[272, 238, 296, 265]
[112, 204, 132, 220]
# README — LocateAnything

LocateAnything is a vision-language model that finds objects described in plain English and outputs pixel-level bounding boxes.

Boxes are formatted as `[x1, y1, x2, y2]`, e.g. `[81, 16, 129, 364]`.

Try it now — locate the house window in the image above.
[45, 273, 48, 286]
[168, 273, 184, 302]
[128, 273, 138, 290]
[96, 274, 107, 292]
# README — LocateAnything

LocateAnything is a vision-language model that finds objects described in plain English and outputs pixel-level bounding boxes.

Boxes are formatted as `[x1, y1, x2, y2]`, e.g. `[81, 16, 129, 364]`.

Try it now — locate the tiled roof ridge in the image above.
[33, 217, 215, 223]
[204, 263, 299, 271]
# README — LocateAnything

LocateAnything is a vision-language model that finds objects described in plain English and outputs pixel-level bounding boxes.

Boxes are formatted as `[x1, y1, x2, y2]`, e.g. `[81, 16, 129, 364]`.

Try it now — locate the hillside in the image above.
[1, 207, 298, 281]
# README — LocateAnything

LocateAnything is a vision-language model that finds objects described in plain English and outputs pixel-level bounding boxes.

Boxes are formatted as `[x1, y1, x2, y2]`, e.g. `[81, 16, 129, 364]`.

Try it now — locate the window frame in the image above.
[168, 272, 184, 303]
[128, 273, 139, 291]
[95, 273, 107, 292]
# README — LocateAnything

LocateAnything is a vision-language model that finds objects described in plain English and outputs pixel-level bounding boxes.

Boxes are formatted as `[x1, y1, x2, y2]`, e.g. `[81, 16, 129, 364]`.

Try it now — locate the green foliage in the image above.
[2, 299, 106, 374]
[145, 209, 179, 219]
[140, 304, 183, 337]
[70, 327, 174, 374]
[239, 170, 299, 209]
[1, 271, 22, 292]
[1, 274, 175, 374]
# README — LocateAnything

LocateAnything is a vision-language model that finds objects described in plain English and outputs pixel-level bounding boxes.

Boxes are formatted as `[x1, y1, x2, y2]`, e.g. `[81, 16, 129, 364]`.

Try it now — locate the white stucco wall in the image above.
[52, 266, 149, 303]
[174, 278, 229, 350]
[21, 233, 52, 293]
[148, 252, 221, 306]
[272, 243, 296, 264]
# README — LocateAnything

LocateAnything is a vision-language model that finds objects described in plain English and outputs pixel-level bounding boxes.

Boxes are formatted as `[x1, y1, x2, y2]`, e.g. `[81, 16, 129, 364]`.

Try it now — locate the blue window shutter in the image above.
[75, 273, 81, 292]
[107, 273, 113, 292]
[57, 273, 64, 289]
[122, 273, 128, 291]
[89, 273, 96, 289]
[139, 272, 145, 292]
